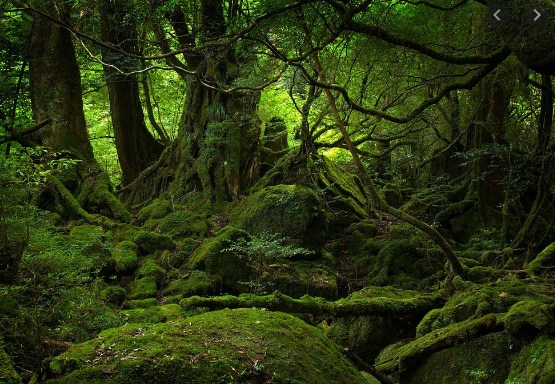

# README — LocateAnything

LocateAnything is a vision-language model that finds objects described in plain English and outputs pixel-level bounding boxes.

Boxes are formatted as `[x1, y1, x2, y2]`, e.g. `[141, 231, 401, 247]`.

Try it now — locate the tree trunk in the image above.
[100, 0, 164, 186]
[28, 1, 95, 162]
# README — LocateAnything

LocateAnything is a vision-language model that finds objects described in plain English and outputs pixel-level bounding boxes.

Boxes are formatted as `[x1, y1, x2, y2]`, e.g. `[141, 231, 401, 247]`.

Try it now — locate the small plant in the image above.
[224, 233, 314, 294]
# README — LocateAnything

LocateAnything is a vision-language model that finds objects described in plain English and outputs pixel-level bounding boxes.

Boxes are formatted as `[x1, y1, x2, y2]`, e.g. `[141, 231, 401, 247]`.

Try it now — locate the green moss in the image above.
[123, 298, 158, 309]
[68, 224, 105, 243]
[136, 258, 167, 284]
[262, 261, 338, 299]
[506, 336, 555, 384]
[99, 286, 126, 306]
[158, 304, 184, 320]
[330, 286, 421, 360]
[128, 276, 158, 300]
[132, 231, 176, 255]
[383, 183, 403, 208]
[528, 242, 555, 276]
[347, 219, 378, 238]
[230, 185, 327, 248]
[107, 224, 139, 243]
[111, 241, 139, 274]
[138, 199, 172, 221]
[47, 309, 368, 384]
[188, 226, 251, 292]
[368, 236, 441, 289]
[155, 212, 209, 240]
[0, 342, 22, 384]
[400, 331, 514, 384]
[505, 301, 554, 338]
[388, 224, 418, 239]
[120, 307, 166, 324]
[162, 271, 222, 297]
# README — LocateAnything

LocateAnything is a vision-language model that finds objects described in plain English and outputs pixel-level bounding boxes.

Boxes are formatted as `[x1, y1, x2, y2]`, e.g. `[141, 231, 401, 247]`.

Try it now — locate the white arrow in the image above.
[534, 9, 542, 22]
[494, 9, 501, 21]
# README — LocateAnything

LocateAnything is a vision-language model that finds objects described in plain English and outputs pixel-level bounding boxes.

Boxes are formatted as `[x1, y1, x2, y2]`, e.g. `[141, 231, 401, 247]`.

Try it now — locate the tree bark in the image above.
[100, 0, 164, 186]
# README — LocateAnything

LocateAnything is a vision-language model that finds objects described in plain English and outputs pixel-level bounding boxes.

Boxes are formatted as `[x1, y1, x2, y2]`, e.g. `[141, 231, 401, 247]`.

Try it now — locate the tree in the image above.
[100, 0, 165, 186]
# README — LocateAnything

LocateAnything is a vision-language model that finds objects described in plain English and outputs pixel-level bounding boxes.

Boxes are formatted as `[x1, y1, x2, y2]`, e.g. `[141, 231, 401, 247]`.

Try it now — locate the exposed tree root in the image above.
[47, 174, 116, 228]
[375, 314, 504, 374]
[180, 291, 445, 318]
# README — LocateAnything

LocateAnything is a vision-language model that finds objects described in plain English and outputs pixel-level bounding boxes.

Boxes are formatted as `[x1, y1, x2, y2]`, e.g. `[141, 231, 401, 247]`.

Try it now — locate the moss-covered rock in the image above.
[123, 298, 158, 309]
[162, 270, 222, 297]
[136, 258, 167, 284]
[137, 198, 172, 222]
[68, 224, 105, 243]
[400, 331, 514, 384]
[154, 212, 209, 240]
[329, 286, 420, 361]
[528, 242, 555, 277]
[111, 241, 139, 274]
[127, 276, 158, 300]
[262, 261, 338, 299]
[132, 231, 176, 255]
[505, 301, 555, 338]
[368, 236, 442, 289]
[0, 342, 22, 384]
[188, 226, 251, 292]
[506, 335, 555, 384]
[47, 309, 369, 384]
[120, 307, 166, 324]
[99, 286, 126, 306]
[160, 238, 199, 269]
[230, 185, 326, 248]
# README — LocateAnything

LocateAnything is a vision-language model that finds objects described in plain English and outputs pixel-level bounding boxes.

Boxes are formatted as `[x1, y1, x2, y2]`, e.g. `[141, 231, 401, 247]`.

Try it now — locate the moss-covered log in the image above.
[375, 314, 504, 374]
[180, 291, 445, 318]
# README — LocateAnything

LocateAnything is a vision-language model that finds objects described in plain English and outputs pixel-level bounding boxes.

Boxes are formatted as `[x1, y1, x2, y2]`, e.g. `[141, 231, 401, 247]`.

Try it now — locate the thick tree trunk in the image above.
[28, 2, 95, 162]
[100, 0, 164, 186]
[122, 0, 260, 205]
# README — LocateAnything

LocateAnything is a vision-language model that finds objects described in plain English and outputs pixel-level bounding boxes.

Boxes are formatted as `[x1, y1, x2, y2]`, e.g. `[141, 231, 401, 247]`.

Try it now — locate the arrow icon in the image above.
[533, 9, 542, 22]
[494, 9, 501, 21]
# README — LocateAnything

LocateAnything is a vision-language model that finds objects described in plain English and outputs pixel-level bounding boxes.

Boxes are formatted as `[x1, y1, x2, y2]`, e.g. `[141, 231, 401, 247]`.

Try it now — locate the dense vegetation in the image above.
[1, 0, 554, 383]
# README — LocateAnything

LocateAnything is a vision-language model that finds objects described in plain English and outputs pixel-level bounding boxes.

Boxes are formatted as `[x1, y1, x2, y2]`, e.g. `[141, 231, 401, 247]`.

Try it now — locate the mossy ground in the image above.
[47, 309, 369, 384]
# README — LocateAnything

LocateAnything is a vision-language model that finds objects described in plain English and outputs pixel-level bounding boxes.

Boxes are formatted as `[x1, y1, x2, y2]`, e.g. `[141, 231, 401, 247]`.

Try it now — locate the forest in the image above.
[0, 0, 554, 383]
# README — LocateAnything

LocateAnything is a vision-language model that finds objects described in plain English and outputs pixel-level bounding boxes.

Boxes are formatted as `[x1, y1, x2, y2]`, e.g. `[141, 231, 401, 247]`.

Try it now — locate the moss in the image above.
[383, 183, 403, 208]
[158, 304, 184, 320]
[47, 309, 368, 384]
[388, 224, 418, 239]
[111, 241, 139, 274]
[188, 226, 251, 292]
[528, 242, 555, 276]
[230, 185, 327, 248]
[400, 331, 514, 384]
[162, 271, 222, 297]
[123, 298, 158, 309]
[506, 335, 555, 384]
[416, 276, 549, 338]
[132, 231, 176, 255]
[505, 301, 554, 338]
[138, 199, 172, 222]
[262, 261, 338, 299]
[120, 307, 166, 324]
[329, 286, 421, 360]
[155, 212, 209, 240]
[107, 224, 139, 243]
[128, 276, 158, 300]
[99, 286, 126, 306]
[136, 258, 167, 284]
[68, 224, 105, 243]
[0, 342, 22, 384]
[368, 236, 442, 289]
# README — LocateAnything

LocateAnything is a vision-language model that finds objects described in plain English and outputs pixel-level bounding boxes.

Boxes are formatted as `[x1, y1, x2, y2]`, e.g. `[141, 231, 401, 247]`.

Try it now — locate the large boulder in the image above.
[47, 308, 370, 384]
[231, 184, 326, 248]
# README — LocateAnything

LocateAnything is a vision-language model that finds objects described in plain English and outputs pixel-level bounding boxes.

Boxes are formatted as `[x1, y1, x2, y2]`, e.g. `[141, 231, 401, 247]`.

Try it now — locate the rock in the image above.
[99, 286, 126, 306]
[136, 259, 166, 284]
[162, 271, 222, 298]
[68, 224, 105, 243]
[47, 309, 369, 384]
[231, 184, 326, 248]
[132, 231, 176, 255]
[506, 335, 555, 384]
[127, 276, 158, 300]
[111, 241, 139, 274]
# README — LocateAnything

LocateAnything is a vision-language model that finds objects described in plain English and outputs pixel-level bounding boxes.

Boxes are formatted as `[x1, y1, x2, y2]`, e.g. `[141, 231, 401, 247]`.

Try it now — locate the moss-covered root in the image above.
[79, 172, 132, 222]
[47, 174, 115, 228]
[180, 291, 445, 318]
[375, 314, 504, 374]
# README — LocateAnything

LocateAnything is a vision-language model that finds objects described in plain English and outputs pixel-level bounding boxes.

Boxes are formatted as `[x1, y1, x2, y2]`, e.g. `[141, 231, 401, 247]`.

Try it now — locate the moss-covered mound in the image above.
[230, 184, 326, 248]
[47, 308, 370, 384]
[528, 242, 555, 277]
[506, 335, 555, 384]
